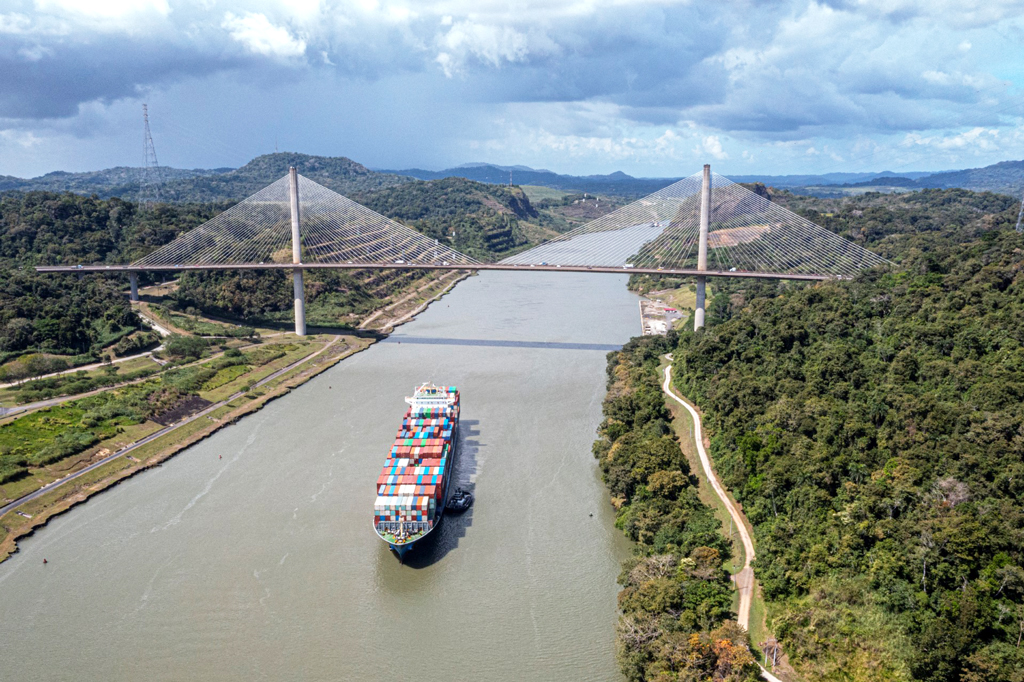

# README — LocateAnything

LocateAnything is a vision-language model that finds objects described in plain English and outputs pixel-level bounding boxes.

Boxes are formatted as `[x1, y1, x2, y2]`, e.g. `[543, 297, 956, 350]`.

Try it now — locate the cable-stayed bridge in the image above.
[36, 166, 890, 334]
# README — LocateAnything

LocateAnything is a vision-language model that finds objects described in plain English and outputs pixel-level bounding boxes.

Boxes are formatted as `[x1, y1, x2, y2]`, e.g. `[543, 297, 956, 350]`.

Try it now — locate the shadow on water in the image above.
[384, 336, 622, 352]
[403, 419, 481, 569]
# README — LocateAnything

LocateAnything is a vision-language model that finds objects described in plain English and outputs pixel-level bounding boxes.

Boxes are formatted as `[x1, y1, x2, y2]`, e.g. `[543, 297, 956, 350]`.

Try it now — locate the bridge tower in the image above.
[694, 164, 711, 331]
[289, 167, 307, 336]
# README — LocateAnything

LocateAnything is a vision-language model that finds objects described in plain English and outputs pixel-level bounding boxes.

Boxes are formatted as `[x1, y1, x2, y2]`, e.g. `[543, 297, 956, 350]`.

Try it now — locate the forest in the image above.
[0, 153, 410, 203]
[0, 174, 548, 359]
[0, 192, 221, 364]
[4, 175, 1023, 681]
[353, 176, 537, 257]
[147, 152, 410, 202]
[662, 190, 1024, 681]
[172, 177, 544, 324]
[595, 333, 761, 682]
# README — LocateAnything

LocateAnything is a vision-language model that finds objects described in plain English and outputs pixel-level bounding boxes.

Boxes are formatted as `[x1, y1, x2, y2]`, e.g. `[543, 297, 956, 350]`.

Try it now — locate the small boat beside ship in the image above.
[373, 384, 461, 560]
[446, 488, 473, 513]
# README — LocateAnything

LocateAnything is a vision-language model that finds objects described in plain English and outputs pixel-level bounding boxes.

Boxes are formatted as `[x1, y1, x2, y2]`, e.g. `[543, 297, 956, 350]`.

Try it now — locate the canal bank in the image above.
[0, 273, 470, 563]
[0, 271, 638, 682]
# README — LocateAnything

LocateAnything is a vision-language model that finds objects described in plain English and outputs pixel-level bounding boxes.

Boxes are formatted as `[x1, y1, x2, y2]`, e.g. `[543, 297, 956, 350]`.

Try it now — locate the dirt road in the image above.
[661, 360, 785, 682]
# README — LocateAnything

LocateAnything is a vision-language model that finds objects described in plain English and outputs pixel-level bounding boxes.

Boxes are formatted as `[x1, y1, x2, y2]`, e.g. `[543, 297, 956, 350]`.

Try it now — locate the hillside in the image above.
[730, 171, 937, 187]
[787, 160, 1024, 198]
[661, 190, 1024, 682]
[919, 159, 1024, 195]
[5, 154, 1024, 204]
[353, 177, 540, 259]
[153, 153, 411, 201]
[0, 153, 410, 203]
[381, 163, 679, 197]
[0, 192, 222, 366]
[0, 177, 554, 363]
[0, 166, 228, 197]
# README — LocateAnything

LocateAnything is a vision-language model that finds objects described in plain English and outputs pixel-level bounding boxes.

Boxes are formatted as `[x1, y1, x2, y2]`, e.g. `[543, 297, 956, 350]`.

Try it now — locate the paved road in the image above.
[661, 359, 784, 682]
[135, 309, 172, 337]
[0, 346, 229, 420]
[0, 352, 163, 390]
[0, 337, 339, 518]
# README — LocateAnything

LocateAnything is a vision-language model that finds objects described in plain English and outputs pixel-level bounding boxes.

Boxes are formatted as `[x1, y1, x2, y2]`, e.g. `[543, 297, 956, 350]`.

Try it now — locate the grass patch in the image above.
[201, 364, 249, 391]
[4, 358, 162, 404]
[520, 185, 571, 202]
[152, 305, 256, 338]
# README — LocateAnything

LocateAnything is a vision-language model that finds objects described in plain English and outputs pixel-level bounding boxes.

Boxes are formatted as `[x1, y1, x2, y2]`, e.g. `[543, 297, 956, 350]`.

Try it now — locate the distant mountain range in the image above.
[728, 170, 938, 187]
[770, 161, 1024, 198]
[383, 161, 1024, 197]
[380, 164, 674, 195]
[2, 154, 1022, 202]
[0, 153, 408, 202]
[0, 166, 230, 197]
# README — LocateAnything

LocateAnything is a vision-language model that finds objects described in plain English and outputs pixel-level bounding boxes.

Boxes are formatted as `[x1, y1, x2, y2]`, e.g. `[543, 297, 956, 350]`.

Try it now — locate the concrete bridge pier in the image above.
[129, 272, 139, 302]
[694, 275, 706, 330]
[293, 269, 306, 336]
[289, 167, 306, 336]
[694, 164, 711, 331]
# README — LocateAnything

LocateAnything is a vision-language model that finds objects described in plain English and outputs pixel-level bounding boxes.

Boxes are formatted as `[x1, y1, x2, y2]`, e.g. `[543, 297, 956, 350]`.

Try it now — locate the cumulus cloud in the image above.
[2, 0, 1024, 176]
[222, 12, 306, 59]
[696, 135, 728, 160]
[436, 21, 529, 73]
[901, 126, 1002, 151]
[844, 0, 1024, 28]
[0, 128, 42, 147]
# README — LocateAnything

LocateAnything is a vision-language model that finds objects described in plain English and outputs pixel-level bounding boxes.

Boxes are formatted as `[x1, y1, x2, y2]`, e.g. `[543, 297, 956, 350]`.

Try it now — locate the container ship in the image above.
[373, 384, 460, 560]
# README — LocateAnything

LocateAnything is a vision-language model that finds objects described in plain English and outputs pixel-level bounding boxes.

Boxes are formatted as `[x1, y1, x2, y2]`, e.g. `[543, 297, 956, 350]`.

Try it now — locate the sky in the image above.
[1, 0, 1024, 178]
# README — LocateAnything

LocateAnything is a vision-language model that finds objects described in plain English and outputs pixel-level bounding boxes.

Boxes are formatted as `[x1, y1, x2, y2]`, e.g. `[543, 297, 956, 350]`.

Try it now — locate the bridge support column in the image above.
[694, 164, 711, 331]
[129, 272, 139, 302]
[293, 269, 306, 336]
[289, 167, 306, 337]
[694, 276, 706, 329]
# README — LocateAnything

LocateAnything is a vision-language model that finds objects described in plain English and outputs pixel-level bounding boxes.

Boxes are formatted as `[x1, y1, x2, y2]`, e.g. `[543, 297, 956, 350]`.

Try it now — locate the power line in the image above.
[139, 104, 161, 208]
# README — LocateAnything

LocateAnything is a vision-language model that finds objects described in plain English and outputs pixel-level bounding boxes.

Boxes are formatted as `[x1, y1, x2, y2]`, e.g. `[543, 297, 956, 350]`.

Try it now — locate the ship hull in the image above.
[373, 386, 460, 560]
[375, 427, 458, 558]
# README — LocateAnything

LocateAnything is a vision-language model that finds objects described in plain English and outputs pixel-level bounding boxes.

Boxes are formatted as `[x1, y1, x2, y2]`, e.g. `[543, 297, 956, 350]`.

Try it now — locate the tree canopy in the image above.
[669, 192, 1024, 681]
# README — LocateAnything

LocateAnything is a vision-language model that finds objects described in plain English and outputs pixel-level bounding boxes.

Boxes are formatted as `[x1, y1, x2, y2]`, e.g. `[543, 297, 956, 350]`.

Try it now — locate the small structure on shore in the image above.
[639, 299, 684, 336]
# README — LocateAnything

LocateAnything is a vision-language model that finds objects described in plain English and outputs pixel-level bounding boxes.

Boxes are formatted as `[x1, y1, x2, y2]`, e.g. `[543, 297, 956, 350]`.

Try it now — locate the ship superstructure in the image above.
[373, 384, 460, 559]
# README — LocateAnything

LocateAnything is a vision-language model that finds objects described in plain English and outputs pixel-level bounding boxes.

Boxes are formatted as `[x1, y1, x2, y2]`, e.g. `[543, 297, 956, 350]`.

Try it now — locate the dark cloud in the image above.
[0, 1, 1021, 177]
[0, 37, 251, 119]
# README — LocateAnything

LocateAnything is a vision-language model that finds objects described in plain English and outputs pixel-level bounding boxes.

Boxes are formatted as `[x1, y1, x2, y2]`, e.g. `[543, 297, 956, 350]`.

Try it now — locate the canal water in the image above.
[0, 272, 637, 681]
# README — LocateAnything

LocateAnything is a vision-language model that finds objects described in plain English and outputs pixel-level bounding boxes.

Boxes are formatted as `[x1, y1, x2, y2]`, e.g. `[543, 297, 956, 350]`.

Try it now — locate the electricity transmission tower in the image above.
[1016, 192, 1023, 233]
[139, 104, 161, 208]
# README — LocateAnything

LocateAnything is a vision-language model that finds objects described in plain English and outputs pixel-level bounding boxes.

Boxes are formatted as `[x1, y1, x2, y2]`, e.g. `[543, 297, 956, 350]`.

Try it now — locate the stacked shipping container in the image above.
[373, 386, 460, 549]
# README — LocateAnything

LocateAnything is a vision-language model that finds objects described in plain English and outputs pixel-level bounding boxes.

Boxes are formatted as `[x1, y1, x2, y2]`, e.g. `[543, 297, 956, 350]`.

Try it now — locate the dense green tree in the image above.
[597, 334, 759, 682]
[670, 219, 1024, 681]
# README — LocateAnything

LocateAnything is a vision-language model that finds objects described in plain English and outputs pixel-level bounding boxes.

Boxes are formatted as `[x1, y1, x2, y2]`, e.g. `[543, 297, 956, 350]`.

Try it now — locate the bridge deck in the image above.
[34, 263, 830, 281]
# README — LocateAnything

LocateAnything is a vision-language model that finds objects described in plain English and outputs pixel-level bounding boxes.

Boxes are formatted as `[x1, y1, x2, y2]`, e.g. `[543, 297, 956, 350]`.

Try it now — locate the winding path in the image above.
[661, 359, 783, 682]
